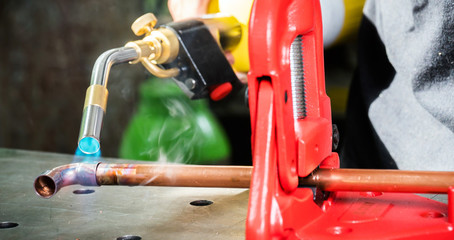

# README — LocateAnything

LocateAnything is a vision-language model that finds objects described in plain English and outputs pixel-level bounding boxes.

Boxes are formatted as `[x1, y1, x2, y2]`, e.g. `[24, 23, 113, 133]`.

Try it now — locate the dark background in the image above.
[0, 0, 356, 165]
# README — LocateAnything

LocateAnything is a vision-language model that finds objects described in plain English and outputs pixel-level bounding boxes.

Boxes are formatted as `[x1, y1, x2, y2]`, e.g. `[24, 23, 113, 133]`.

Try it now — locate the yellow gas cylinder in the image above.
[207, 0, 365, 72]
[207, 0, 253, 73]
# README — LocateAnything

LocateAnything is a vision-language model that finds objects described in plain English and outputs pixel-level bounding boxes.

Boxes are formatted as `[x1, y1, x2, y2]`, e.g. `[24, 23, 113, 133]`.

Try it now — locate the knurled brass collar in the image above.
[131, 13, 158, 36]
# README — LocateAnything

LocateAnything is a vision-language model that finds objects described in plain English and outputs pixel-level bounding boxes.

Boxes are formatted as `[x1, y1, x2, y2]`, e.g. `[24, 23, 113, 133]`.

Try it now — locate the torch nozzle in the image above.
[78, 47, 139, 151]
[78, 137, 101, 155]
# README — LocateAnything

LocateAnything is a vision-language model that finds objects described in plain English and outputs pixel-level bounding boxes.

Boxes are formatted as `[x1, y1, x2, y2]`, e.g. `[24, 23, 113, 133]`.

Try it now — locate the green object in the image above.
[119, 78, 230, 164]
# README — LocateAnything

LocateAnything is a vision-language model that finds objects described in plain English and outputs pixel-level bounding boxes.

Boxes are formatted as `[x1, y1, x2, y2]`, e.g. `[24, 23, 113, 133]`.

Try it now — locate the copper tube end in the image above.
[34, 174, 57, 198]
[33, 163, 100, 199]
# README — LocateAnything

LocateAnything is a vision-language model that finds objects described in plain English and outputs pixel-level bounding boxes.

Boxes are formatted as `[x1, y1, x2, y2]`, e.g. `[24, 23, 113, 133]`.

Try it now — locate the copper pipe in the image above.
[34, 163, 252, 198]
[35, 164, 454, 199]
[300, 168, 454, 194]
[96, 163, 252, 188]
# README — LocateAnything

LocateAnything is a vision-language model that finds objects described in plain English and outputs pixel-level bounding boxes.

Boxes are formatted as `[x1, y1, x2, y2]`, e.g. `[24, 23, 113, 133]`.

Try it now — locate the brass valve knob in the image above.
[131, 13, 158, 36]
[127, 13, 179, 79]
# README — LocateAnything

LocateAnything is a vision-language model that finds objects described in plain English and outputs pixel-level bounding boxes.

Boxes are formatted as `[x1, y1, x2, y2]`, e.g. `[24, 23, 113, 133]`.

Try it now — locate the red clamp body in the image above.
[246, 0, 454, 239]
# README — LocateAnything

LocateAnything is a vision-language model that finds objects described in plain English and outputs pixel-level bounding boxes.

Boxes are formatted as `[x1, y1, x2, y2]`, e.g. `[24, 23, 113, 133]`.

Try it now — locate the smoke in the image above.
[134, 97, 200, 165]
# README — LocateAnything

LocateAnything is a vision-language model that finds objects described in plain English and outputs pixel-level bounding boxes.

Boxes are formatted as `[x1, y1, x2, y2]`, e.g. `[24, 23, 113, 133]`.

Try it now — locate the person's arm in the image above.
[167, 0, 211, 21]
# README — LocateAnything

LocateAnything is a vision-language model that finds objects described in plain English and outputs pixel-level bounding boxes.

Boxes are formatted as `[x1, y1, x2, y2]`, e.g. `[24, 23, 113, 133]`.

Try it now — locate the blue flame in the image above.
[74, 137, 101, 163]
[78, 137, 101, 155]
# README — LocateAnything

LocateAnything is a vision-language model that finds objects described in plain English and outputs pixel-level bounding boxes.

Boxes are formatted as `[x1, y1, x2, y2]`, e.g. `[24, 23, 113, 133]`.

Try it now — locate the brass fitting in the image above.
[125, 13, 180, 78]
[83, 84, 108, 111]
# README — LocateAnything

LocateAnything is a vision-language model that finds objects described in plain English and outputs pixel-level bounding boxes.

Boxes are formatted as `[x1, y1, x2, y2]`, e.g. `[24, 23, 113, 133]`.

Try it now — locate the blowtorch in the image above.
[77, 13, 243, 154]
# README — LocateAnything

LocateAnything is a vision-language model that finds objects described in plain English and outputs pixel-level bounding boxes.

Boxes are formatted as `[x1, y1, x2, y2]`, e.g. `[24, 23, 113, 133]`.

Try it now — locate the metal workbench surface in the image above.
[0, 148, 249, 239]
[1, 148, 449, 239]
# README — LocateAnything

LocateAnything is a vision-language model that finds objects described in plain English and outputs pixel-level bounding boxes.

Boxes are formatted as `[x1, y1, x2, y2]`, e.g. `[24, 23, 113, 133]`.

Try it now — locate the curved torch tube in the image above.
[78, 47, 139, 154]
